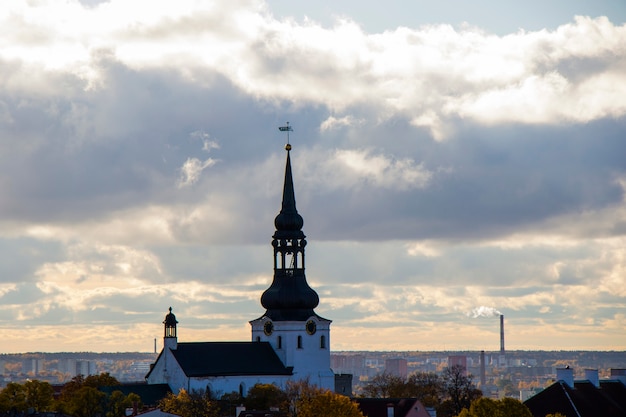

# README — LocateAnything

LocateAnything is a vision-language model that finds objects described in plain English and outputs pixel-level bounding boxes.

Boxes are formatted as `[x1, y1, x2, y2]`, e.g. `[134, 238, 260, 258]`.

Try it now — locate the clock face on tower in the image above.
[264, 321, 274, 336]
[306, 319, 317, 335]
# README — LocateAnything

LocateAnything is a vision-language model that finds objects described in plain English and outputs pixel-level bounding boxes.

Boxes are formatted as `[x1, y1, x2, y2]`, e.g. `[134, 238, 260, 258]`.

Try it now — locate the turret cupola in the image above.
[163, 307, 178, 338]
[162, 306, 178, 350]
[260, 140, 320, 321]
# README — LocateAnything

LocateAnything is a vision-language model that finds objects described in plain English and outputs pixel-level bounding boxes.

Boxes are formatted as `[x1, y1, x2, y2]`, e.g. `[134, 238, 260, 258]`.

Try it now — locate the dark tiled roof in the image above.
[100, 383, 171, 406]
[524, 380, 626, 417]
[355, 398, 420, 417]
[600, 380, 626, 412]
[171, 342, 293, 377]
[237, 411, 286, 417]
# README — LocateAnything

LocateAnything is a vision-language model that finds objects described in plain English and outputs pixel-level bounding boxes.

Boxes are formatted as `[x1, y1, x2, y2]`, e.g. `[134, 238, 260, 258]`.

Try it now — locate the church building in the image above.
[145, 136, 335, 395]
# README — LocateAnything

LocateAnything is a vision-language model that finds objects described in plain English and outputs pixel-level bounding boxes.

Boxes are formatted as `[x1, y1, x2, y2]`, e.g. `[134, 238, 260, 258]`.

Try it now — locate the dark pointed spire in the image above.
[274, 145, 304, 235]
[260, 142, 320, 321]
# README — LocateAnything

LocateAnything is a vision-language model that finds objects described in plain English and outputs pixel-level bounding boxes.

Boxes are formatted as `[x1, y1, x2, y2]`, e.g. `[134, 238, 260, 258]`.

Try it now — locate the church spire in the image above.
[274, 145, 304, 236]
[260, 130, 320, 321]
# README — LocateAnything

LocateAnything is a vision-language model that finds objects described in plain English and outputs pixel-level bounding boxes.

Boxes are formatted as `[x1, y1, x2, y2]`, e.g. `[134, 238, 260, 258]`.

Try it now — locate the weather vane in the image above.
[278, 122, 293, 150]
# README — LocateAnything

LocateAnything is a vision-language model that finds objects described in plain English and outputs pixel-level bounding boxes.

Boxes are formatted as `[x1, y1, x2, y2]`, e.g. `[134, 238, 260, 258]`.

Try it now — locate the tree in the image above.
[285, 379, 363, 417]
[24, 380, 54, 412]
[68, 386, 106, 417]
[244, 383, 288, 413]
[0, 382, 27, 415]
[219, 391, 243, 417]
[360, 370, 446, 407]
[126, 393, 143, 415]
[456, 397, 532, 417]
[106, 390, 131, 417]
[360, 373, 407, 397]
[438, 365, 482, 417]
[59, 374, 86, 401]
[297, 390, 364, 417]
[84, 373, 120, 388]
[56, 372, 121, 415]
[158, 388, 218, 417]
[406, 371, 445, 407]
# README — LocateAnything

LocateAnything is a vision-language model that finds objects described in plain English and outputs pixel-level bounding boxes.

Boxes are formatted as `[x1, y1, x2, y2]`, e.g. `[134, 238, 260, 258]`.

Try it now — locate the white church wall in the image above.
[188, 375, 292, 396]
[146, 349, 189, 392]
[250, 317, 334, 391]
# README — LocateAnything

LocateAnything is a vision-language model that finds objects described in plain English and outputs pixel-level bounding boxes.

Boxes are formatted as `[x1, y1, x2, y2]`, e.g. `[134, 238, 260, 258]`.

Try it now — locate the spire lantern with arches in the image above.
[164, 307, 178, 338]
[163, 307, 178, 350]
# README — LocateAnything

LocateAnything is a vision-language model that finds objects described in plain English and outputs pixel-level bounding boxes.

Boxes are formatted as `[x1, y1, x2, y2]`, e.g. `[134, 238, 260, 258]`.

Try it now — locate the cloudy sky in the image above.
[1, 0, 625, 354]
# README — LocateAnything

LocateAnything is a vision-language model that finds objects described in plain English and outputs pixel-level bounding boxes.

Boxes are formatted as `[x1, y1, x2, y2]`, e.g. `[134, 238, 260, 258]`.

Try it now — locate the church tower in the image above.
[250, 135, 334, 390]
[163, 307, 178, 351]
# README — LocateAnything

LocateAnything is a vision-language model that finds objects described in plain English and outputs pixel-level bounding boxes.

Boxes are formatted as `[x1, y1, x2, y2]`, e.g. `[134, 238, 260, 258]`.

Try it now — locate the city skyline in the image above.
[0, 0, 625, 353]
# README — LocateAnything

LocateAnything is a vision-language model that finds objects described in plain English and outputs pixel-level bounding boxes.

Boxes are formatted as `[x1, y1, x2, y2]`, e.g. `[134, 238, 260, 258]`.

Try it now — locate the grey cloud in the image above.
[302, 119, 626, 242]
[0, 282, 47, 306]
[0, 239, 64, 283]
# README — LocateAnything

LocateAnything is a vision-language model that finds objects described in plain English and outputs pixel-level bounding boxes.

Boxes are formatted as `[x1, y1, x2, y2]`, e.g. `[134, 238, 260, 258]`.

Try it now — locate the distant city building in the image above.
[332, 354, 366, 376]
[385, 358, 408, 378]
[76, 360, 96, 376]
[448, 355, 467, 374]
[130, 361, 152, 374]
[22, 359, 43, 376]
[58, 359, 77, 376]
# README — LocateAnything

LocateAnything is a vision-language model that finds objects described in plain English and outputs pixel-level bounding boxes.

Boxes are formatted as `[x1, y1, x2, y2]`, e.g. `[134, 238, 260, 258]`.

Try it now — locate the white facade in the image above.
[250, 316, 334, 390]
[146, 348, 292, 395]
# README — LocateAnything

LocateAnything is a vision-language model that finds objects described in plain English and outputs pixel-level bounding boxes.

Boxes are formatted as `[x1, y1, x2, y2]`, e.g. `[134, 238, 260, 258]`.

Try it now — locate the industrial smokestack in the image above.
[480, 350, 486, 388]
[499, 314, 505, 354]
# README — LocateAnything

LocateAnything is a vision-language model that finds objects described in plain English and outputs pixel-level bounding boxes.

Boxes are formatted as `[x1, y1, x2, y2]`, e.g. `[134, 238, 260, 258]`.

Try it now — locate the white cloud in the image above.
[319, 148, 432, 190]
[319, 115, 363, 132]
[3, 4, 624, 139]
[466, 306, 502, 318]
[406, 241, 442, 257]
[177, 157, 218, 187]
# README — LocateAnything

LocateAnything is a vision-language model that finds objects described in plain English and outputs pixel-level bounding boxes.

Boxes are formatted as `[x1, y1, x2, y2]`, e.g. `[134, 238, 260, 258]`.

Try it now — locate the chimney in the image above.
[480, 350, 486, 387]
[499, 314, 505, 354]
[556, 367, 574, 388]
[585, 369, 599, 387]
[387, 403, 394, 417]
[611, 368, 626, 385]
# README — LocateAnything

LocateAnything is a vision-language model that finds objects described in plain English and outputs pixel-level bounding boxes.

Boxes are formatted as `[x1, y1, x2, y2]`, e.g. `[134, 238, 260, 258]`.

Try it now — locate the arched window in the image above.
[297, 335, 303, 349]
[278, 336, 282, 349]
[256, 336, 260, 342]
[320, 335, 326, 349]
